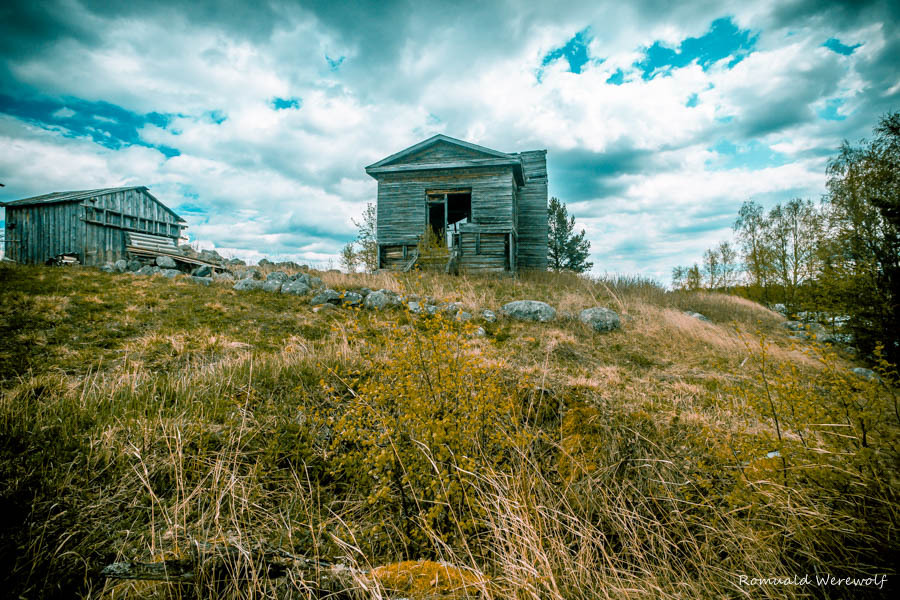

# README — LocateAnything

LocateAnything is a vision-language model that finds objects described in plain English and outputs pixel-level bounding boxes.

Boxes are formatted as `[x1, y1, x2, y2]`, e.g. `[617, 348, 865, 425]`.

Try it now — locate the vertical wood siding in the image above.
[515, 150, 548, 270]
[6, 188, 183, 266]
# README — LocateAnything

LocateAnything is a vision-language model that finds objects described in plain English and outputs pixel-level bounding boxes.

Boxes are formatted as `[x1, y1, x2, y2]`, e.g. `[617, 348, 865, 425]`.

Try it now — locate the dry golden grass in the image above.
[0, 263, 896, 599]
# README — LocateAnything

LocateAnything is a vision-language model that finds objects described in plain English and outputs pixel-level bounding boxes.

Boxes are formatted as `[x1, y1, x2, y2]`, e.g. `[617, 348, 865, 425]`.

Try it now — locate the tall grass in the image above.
[0, 263, 896, 599]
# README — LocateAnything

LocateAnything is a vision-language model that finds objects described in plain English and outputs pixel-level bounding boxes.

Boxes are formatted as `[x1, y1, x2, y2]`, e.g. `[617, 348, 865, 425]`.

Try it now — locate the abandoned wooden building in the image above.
[365, 134, 548, 272]
[1, 186, 186, 266]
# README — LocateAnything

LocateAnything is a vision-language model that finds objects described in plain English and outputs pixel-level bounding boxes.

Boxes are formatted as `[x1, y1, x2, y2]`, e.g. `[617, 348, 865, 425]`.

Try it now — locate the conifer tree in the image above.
[547, 197, 593, 272]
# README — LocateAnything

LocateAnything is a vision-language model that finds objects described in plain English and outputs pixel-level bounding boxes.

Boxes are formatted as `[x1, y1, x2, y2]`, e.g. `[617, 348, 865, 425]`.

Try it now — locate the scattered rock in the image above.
[212, 271, 234, 281]
[455, 311, 472, 322]
[579, 307, 621, 332]
[340, 291, 363, 307]
[425, 304, 440, 315]
[199, 249, 224, 264]
[192, 265, 212, 277]
[851, 367, 881, 382]
[407, 301, 423, 314]
[281, 279, 311, 296]
[100, 263, 116, 273]
[262, 280, 283, 293]
[126, 259, 143, 272]
[160, 269, 181, 279]
[501, 300, 556, 322]
[234, 278, 264, 291]
[357, 287, 372, 297]
[267, 271, 289, 283]
[480, 309, 497, 323]
[190, 276, 212, 286]
[772, 303, 787, 315]
[475, 327, 486, 337]
[310, 289, 342, 305]
[135, 265, 160, 276]
[227, 258, 246, 266]
[156, 255, 177, 269]
[114, 259, 128, 273]
[684, 311, 711, 322]
[308, 275, 324, 289]
[364, 289, 401, 310]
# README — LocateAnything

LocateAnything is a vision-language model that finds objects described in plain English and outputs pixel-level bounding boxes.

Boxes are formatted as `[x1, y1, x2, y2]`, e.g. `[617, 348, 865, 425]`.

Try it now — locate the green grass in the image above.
[0, 263, 897, 599]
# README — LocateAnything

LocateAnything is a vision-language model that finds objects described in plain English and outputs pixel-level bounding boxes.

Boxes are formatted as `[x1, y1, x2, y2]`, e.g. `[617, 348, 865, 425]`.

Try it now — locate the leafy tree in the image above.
[718, 240, 739, 290]
[339, 242, 358, 273]
[702, 247, 721, 289]
[547, 197, 593, 272]
[823, 111, 900, 363]
[352, 202, 378, 272]
[765, 198, 823, 310]
[734, 200, 773, 300]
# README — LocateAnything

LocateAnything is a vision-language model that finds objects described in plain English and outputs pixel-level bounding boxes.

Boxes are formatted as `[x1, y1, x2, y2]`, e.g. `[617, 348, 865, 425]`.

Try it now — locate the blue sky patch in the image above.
[635, 17, 757, 80]
[606, 68, 625, 85]
[542, 28, 592, 74]
[0, 93, 179, 157]
[271, 97, 301, 110]
[326, 54, 345, 71]
[708, 139, 788, 170]
[686, 93, 699, 107]
[818, 97, 847, 121]
[823, 38, 861, 56]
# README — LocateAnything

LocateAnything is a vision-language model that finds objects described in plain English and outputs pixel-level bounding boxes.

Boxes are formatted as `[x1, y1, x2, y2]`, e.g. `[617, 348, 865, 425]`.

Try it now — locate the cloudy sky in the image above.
[1, 0, 897, 279]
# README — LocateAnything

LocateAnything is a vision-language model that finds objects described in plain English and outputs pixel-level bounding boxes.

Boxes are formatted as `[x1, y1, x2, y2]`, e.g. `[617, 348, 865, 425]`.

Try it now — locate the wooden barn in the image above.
[365, 134, 547, 273]
[1, 186, 186, 266]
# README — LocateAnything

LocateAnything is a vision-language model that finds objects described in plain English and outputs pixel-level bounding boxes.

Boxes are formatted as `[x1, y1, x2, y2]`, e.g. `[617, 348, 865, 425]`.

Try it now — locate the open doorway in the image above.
[427, 190, 471, 247]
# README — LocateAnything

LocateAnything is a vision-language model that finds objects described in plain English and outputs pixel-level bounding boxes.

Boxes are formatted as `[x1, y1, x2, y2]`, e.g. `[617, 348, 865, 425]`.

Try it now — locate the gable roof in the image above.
[366, 134, 514, 169]
[1, 186, 186, 223]
[365, 134, 525, 184]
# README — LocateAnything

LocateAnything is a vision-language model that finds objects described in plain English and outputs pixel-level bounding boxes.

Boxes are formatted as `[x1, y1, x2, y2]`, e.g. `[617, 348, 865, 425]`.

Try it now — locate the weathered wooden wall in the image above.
[4, 188, 183, 266]
[400, 141, 490, 165]
[458, 231, 508, 272]
[515, 150, 548, 270]
[4, 202, 83, 265]
[81, 188, 182, 265]
[376, 167, 516, 246]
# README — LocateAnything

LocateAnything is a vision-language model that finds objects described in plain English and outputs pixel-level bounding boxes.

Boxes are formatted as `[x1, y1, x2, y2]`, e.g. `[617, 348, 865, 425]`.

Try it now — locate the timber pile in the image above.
[101, 539, 363, 596]
[125, 232, 223, 271]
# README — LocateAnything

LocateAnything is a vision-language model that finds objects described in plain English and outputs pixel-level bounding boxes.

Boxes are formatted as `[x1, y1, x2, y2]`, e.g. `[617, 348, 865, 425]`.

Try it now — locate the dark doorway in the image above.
[446, 192, 471, 226]
[427, 201, 446, 244]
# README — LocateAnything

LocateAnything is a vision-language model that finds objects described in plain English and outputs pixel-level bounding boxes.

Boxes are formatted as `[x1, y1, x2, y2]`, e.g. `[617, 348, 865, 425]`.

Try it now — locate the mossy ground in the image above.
[1, 264, 896, 599]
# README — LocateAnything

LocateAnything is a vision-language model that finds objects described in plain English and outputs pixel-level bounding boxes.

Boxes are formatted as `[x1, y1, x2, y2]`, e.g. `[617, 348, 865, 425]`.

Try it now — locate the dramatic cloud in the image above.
[1, 0, 897, 278]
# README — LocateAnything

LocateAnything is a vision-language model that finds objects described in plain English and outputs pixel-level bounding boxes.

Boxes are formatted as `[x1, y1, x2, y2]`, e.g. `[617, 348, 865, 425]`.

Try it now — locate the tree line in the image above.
[673, 112, 900, 364]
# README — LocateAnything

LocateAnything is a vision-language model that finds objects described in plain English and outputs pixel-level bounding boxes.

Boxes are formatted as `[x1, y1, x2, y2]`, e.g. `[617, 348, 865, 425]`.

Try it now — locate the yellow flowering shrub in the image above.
[324, 313, 533, 554]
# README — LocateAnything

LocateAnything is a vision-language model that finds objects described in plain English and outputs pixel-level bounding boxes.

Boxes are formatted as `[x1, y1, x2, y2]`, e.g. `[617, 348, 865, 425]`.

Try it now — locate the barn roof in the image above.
[365, 134, 525, 185]
[1, 186, 186, 223]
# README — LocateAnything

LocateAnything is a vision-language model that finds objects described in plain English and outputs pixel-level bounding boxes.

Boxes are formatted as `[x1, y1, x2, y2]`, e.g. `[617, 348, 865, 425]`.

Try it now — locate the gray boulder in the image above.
[212, 271, 234, 281]
[114, 259, 128, 273]
[310, 289, 342, 305]
[481, 309, 497, 323]
[852, 367, 881, 382]
[227, 258, 246, 266]
[190, 276, 212, 286]
[262, 280, 283, 293]
[364, 289, 401, 310]
[579, 307, 621, 332]
[156, 255, 177, 269]
[502, 300, 556, 323]
[100, 263, 116, 273]
[475, 326, 486, 337]
[407, 301, 423, 314]
[425, 304, 440, 315]
[192, 265, 212, 277]
[267, 270, 289, 283]
[455, 311, 473, 322]
[199, 249, 224, 264]
[135, 265, 160, 276]
[308, 275, 324, 289]
[281, 279, 311, 296]
[234, 278, 264, 291]
[160, 268, 181, 279]
[340, 291, 363, 306]
[772, 303, 787, 315]
[126, 259, 143, 272]
[684, 311, 711, 322]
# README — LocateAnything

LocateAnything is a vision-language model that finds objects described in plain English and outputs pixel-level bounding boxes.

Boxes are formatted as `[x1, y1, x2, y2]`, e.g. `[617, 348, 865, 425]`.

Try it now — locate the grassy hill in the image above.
[0, 263, 897, 599]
